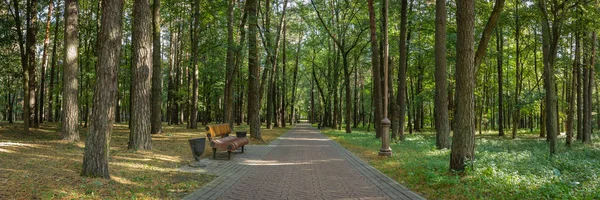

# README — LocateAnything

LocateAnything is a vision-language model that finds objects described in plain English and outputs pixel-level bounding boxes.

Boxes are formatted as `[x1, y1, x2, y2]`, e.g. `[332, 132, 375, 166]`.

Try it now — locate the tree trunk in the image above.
[434, 0, 450, 149]
[280, 23, 287, 128]
[247, 0, 261, 140]
[583, 32, 596, 143]
[48, 5, 61, 123]
[577, 35, 583, 141]
[450, 0, 475, 172]
[11, 0, 30, 132]
[538, 0, 560, 155]
[39, 0, 54, 124]
[393, 0, 408, 141]
[367, 0, 382, 138]
[188, 0, 199, 129]
[224, 0, 236, 127]
[150, 0, 162, 134]
[26, 0, 39, 128]
[290, 33, 302, 125]
[81, 0, 124, 178]
[496, 27, 504, 137]
[129, 0, 153, 150]
[566, 34, 578, 147]
[511, 1, 521, 139]
[62, 0, 79, 141]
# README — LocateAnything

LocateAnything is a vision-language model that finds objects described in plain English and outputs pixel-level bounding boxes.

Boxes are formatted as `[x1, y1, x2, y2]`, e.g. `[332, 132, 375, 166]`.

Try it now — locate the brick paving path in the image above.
[182, 123, 424, 200]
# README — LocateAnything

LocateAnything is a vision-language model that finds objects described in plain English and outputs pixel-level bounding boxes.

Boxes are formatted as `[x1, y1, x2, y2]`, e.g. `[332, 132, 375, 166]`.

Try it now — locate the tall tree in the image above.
[434, 0, 450, 148]
[367, 0, 382, 138]
[188, 0, 199, 129]
[129, 0, 153, 150]
[62, 0, 79, 141]
[38, 0, 54, 123]
[511, 0, 522, 139]
[150, 0, 162, 134]
[47, 3, 61, 122]
[81, 0, 124, 178]
[265, 0, 288, 129]
[566, 34, 579, 147]
[537, 0, 567, 154]
[290, 32, 302, 125]
[393, 0, 408, 141]
[224, 0, 235, 127]
[583, 32, 595, 143]
[311, 0, 366, 133]
[26, 0, 39, 128]
[280, 21, 287, 128]
[496, 27, 504, 137]
[247, 0, 261, 140]
[450, 0, 476, 172]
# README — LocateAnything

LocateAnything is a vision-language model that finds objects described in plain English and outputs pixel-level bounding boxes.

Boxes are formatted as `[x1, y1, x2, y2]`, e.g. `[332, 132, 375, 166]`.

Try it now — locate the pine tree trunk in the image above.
[247, 0, 261, 140]
[48, 6, 61, 123]
[367, 0, 382, 139]
[39, 0, 54, 124]
[450, 0, 475, 171]
[81, 0, 124, 178]
[26, 0, 39, 128]
[188, 0, 199, 129]
[62, 0, 79, 141]
[129, 0, 153, 150]
[150, 0, 162, 134]
[434, 0, 450, 149]
[224, 0, 236, 127]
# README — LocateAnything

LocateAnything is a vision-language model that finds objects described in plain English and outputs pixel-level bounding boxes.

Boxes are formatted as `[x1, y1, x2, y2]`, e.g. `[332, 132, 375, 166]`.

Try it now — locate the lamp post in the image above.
[379, 0, 392, 157]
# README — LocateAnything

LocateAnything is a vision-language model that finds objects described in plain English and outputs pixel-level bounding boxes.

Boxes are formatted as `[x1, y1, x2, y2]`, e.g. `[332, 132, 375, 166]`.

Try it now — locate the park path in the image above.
[182, 123, 424, 200]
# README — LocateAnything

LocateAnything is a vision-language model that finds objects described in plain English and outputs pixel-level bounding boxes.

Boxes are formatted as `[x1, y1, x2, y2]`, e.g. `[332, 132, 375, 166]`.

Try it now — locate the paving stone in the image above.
[182, 123, 424, 200]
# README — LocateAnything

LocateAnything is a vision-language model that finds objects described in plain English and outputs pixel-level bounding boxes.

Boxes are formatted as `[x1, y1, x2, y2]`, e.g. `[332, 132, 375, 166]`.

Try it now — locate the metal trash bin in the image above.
[236, 131, 247, 138]
[188, 137, 206, 161]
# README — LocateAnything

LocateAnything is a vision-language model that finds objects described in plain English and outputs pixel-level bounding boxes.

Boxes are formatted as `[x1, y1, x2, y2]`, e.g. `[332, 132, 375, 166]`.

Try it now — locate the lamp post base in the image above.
[378, 149, 392, 156]
[379, 118, 392, 157]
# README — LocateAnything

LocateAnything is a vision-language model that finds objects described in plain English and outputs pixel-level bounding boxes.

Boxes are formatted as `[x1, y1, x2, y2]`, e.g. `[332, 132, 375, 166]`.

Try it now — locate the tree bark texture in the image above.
[62, 0, 80, 141]
[247, 0, 261, 140]
[150, 0, 162, 134]
[450, 0, 475, 172]
[367, 0, 382, 138]
[81, 0, 124, 178]
[129, 0, 153, 150]
[188, 0, 200, 129]
[434, 0, 450, 149]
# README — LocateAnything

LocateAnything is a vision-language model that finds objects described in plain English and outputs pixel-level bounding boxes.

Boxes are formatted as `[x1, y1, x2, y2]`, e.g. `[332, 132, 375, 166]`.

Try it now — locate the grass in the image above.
[320, 125, 600, 200]
[0, 121, 290, 199]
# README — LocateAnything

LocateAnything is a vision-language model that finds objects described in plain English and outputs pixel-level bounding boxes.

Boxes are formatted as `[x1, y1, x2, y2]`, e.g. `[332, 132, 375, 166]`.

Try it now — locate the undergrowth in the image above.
[321, 126, 600, 199]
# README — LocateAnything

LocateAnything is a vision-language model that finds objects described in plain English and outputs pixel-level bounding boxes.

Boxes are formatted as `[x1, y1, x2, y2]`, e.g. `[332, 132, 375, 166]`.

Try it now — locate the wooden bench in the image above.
[205, 123, 249, 160]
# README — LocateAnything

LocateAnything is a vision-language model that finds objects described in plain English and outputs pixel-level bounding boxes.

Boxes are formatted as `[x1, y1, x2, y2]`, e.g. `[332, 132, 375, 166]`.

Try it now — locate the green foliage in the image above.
[322, 127, 600, 199]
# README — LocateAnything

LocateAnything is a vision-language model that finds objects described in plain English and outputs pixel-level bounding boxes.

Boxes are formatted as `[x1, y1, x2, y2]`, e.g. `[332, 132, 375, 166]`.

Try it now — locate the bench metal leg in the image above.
[227, 151, 231, 160]
[241, 146, 244, 153]
[213, 148, 216, 159]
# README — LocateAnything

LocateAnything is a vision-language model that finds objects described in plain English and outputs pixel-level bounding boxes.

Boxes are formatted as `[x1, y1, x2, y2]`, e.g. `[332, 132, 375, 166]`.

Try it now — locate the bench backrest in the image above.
[205, 123, 232, 138]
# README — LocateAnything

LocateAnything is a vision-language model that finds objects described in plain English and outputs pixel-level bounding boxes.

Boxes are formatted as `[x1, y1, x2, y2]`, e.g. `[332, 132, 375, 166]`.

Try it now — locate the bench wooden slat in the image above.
[205, 124, 248, 160]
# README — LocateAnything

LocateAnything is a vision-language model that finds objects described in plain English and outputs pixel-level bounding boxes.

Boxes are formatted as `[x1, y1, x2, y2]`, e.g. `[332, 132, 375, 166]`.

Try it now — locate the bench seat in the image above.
[206, 124, 249, 160]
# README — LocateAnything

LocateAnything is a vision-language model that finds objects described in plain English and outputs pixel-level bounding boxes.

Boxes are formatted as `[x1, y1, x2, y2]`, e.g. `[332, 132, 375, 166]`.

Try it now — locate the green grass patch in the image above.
[320, 125, 600, 199]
